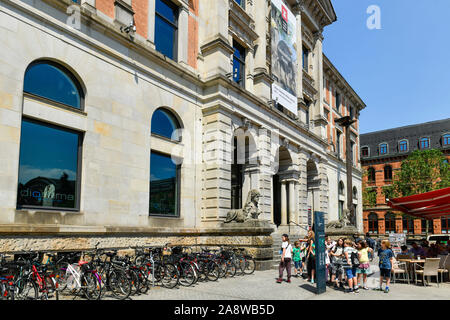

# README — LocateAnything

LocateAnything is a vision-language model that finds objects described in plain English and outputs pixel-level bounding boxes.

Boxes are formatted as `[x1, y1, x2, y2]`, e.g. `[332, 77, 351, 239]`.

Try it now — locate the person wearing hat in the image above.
[277, 234, 293, 283]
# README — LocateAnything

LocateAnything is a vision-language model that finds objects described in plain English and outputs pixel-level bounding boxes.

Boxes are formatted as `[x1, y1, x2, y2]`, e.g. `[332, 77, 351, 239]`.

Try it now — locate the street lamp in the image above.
[335, 115, 357, 227]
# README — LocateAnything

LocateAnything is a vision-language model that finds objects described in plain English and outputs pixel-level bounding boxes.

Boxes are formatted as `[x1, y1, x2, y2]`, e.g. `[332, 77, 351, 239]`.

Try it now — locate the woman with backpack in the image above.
[277, 234, 293, 283]
[343, 239, 359, 293]
[329, 237, 345, 289]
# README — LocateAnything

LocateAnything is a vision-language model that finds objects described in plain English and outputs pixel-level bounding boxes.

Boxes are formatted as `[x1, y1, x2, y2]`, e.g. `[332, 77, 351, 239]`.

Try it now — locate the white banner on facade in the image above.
[270, 0, 297, 114]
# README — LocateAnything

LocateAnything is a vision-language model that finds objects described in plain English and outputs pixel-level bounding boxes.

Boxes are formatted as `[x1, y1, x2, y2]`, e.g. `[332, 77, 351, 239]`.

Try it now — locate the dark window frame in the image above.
[379, 143, 388, 155]
[399, 139, 408, 152]
[385, 213, 396, 234]
[151, 107, 182, 142]
[442, 217, 450, 234]
[149, 150, 181, 218]
[419, 137, 430, 150]
[384, 165, 393, 181]
[368, 213, 379, 234]
[443, 134, 450, 146]
[155, 0, 179, 61]
[367, 167, 376, 183]
[24, 60, 85, 111]
[16, 117, 83, 212]
[232, 39, 246, 88]
[361, 146, 369, 157]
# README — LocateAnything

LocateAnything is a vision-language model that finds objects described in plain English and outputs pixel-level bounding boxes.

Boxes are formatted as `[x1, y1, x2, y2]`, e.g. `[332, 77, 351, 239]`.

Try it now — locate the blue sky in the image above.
[323, 0, 450, 134]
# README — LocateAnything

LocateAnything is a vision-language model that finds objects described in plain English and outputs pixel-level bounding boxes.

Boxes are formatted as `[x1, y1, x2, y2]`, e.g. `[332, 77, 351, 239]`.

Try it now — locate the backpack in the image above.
[350, 250, 360, 266]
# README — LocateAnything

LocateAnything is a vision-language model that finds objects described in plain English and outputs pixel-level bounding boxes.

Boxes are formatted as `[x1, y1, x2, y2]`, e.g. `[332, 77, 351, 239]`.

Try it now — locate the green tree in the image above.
[391, 149, 450, 197]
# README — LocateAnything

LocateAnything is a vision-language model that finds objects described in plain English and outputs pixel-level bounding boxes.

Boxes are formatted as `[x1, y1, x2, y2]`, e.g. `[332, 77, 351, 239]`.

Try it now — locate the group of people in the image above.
[401, 241, 449, 258]
[277, 232, 398, 293]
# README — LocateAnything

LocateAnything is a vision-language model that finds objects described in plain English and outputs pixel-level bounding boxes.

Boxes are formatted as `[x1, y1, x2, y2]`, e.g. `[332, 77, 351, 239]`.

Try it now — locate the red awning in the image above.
[387, 187, 450, 220]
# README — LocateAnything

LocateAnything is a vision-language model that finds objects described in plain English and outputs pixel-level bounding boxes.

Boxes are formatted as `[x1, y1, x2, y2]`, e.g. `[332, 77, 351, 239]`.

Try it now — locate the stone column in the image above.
[281, 180, 287, 226]
[147, 0, 156, 48]
[288, 180, 296, 225]
[294, 181, 299, 224]
[177, 5, 189, 66]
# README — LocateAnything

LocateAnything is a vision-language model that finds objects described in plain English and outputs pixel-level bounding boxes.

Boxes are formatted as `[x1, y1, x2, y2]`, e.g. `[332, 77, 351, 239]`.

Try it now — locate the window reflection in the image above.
[151, 108, 181, 141]
[155, 0, 178, 60]
[24, 61, 82, 109]
[17, 119, 81, 210]
[149, 152, 179, 216]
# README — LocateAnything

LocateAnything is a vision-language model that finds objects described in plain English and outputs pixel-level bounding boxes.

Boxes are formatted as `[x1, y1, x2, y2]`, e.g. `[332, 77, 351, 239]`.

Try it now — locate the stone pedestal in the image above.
[219, 219, 275, 271]
[325, 226, 362, 241]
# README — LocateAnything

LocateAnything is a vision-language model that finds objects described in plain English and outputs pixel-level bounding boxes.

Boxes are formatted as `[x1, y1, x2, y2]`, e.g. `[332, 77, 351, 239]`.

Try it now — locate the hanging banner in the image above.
[270, 0, 298, 114]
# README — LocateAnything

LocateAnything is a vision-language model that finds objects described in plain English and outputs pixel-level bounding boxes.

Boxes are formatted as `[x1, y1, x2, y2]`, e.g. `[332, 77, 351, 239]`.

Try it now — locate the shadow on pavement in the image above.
[299, 283, 317, 294]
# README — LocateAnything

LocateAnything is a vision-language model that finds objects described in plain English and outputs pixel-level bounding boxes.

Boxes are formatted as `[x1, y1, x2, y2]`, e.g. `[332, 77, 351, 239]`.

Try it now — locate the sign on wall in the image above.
[270, 0, 298, 114]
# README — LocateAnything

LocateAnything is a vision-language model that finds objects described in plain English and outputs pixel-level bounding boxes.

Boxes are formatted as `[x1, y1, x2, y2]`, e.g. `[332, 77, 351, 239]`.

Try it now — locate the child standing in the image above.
[292, 241, 302, 277]
[277, 234, 293, 283]
[376, 240, 394, 293]
[356, 240, 373, 290]
[343, 239, 359, 293]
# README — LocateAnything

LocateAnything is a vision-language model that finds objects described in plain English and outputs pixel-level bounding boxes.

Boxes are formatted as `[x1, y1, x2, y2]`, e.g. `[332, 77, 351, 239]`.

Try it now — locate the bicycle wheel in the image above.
[109, 270, 132, 300]
[206, 261, 220, 281]
[128, 268, 140, 296]
[44, 275, 59, 300]
[217, 260, 228, 278]
[226, 259, 237, 277]
[137, 269, 150, 294]
[82, 272, 102, 300]
[160, 263, 179, 289]
[178, 263, 196, 287]
[243, 256, 256, 275]
[14, 277, 38, 300]
[54, 266, 68, 292]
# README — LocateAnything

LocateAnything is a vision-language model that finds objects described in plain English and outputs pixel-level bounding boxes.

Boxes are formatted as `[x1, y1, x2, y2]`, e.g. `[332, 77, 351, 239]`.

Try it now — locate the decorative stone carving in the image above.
[225, 189, 262, 223]
[326, 209, 357, 231]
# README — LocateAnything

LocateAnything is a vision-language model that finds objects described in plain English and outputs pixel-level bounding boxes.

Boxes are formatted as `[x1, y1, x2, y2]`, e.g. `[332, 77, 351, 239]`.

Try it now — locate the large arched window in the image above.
[338, 181, 345, 195]
[24, 60, 84, 110]
[149, 108, 182, 216]
[151, 108, 182, 141]
[385, 212, 396, 234]
[368, 213, 378, 234]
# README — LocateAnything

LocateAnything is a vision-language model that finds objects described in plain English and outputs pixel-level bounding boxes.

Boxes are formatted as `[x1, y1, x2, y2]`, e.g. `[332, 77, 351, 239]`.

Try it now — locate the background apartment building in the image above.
[360, 118, 450, 239]
[0, 0, 365, 260]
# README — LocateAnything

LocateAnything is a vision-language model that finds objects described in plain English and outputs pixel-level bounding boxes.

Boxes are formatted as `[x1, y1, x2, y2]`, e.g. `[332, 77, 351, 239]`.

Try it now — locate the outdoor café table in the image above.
[397, 259, 426, 281]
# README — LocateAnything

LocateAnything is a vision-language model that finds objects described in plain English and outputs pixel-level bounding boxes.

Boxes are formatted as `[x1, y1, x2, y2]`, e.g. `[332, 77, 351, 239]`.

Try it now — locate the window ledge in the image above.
[16, 209, 82, 215]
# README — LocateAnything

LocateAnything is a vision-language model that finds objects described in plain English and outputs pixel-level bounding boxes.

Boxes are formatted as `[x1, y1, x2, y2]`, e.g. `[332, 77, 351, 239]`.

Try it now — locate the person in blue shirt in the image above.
[375, 240, 394, 293]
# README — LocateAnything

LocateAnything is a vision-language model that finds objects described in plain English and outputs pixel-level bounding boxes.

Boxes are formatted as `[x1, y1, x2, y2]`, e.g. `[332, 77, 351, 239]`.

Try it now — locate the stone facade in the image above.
[0, 0, 365, 266]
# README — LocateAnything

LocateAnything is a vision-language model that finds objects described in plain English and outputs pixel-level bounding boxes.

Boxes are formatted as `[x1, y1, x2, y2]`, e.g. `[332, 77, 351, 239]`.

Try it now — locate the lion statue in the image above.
[225, 189, 262, 223]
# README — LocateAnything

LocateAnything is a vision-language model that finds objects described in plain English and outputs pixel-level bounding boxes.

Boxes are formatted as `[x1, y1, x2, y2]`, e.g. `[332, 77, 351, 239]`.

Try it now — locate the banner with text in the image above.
[270, 0, 297, 114]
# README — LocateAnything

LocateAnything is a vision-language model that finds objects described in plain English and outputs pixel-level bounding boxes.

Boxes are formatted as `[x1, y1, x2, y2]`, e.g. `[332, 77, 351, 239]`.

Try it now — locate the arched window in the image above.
[24, 60, 84, 110]
[367, 167, 376, 183]
[399, 140, 408, 152]
[338, 181, 345, 195]
[368, 213, 378, 234]
[353, 186, 358, 200]
[384, 165, 393, 181]
[402, 215, 414, 234]
[151, 108, 181, 141]
[385, 212, 396, 234]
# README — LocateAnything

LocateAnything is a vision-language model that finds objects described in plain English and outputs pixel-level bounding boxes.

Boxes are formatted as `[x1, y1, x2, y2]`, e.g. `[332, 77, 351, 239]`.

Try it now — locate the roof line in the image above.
[360, 118, 450, 136]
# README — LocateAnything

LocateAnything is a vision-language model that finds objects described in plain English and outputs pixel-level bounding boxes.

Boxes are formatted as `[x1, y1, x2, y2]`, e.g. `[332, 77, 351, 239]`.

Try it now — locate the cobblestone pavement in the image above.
[129, 264, 450, 301]
[61, 261, 450, 301]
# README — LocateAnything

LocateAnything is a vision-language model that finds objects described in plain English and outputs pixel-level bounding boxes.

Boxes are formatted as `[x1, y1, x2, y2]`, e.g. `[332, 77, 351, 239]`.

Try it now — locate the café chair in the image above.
[392, 258, 410, 284]
[414, 258, 440, 287]
[437, 255, 449, 283]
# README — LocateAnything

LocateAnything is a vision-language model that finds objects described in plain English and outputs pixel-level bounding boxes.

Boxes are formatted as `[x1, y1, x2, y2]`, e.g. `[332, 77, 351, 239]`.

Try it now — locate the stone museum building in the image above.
[360, 118, 450, 239]
[0, 0, 365, 266]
